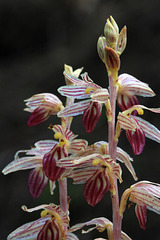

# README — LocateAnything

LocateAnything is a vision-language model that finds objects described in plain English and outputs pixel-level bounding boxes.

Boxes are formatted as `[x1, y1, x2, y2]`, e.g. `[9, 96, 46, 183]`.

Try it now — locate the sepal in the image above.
[43, 144, 67, 181]
[135, 204, 147, 230]
[83, 170, 110, 206]
[83, 101, 102, 133]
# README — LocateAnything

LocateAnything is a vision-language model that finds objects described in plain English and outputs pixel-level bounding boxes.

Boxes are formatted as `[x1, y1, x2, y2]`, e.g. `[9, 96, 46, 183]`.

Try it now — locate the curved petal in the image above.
[2, 156, 43, 175]
[37, 219, 60, 240]
[58, 85, 89, 99]
[84, 170, 110, 206]
[116, 147, 137, 180]
[118, 73, 155, 97]
[58, 100, 91, 117]
[28, 167, 48, 199]
[131, 115, 160, 143]
[91, 88, 109, 103]
[7, 216, 50, 240]
[117, 93, 139, 115]
[83, 101, 102, 133]
[135, 204, 147, 230]
[43, 145, 66, 181]
[126, 121, 145, 155]
[27, 106, 51, 126]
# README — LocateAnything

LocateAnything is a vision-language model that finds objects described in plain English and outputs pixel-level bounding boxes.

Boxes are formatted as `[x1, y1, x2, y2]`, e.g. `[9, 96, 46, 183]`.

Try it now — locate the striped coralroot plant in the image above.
[2, 16, 160, 240]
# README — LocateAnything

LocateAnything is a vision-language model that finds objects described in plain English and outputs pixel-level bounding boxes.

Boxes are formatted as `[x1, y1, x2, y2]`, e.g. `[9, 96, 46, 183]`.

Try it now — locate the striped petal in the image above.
[28, 167, 48, 199]
[117, 112, 137, 131]
[69, 139, 88, 153]
[7, 216, 50, 240]
[64, 72, 100, 89]
[43, 145, 67, 181]
[84, 169, 110, 206]
[118, 73, 155, 97]
[24, 93, 62, 110]
[63, 72, 88, 85]
[83, 101, 102, 133]
[69, 217, 131, 240]
[58, 85, 89, 99]
[91, 88, 109, 103]
[2, 156, 43, 174]
[116, 147, 137, 180]
[66, 167, 98, 184]
[52, 124, 77, 141]
[135, 204, 147, 230]
[37, 219, 60, 240]
[120, 181, 160, 217]
[67, 233, 79, 240]
[57, 100, 91, 117]
[131, 115, 160, 143]
[117, 93, 139, 114]
[27, 106, 52, 126]
[28, 140, 58, 155]
[126, 120, 145, 155]
[130, 188, 160, 214]
[24, 93, 63, 126]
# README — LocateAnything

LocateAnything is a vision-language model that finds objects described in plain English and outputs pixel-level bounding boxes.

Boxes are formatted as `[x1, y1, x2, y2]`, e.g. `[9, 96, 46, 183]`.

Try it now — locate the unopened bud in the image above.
[104, 46, 120, 79]
[97, 36, 108, 64]
[104, 18, 118, 49]
[116, 26, 127, 55]
[110, 16, 119, 34]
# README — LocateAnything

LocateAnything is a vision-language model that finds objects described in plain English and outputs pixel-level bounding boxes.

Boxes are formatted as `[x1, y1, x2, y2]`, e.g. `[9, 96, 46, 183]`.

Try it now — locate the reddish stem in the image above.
[108, 73, 122, 240]
[59, 178, 68, 214]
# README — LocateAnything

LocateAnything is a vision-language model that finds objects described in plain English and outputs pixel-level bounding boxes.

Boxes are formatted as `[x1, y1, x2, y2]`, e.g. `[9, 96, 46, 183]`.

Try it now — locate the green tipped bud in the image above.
[104, 17, 119, 49]
[116, 26, 127, 55]
[97, 36, 108, 64]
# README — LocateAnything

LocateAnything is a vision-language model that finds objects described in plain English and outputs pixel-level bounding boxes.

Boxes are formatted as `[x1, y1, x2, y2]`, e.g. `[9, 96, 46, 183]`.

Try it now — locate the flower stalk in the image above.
[108, 73, 122, 239]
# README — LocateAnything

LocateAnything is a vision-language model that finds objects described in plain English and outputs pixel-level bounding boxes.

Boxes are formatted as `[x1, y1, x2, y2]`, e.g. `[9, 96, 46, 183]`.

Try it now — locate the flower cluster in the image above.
[2, 16, 160, 240]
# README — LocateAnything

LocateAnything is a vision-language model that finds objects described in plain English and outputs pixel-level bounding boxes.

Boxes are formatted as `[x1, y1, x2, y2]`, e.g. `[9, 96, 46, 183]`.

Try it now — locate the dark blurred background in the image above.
[0, 0, 160, 239]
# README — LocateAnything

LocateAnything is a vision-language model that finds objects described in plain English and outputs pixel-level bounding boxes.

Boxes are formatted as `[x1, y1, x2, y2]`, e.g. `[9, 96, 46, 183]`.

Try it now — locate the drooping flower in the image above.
[2, 125, 88, 198]
[2, 140, 57, 198]
[119, 181, 160, 230]
[57, 153, 122, 206]
[58, 72, 109, 132]
[24, 93, 63, 126]
[116, 105, 160, 155]
[7, 203, 69, 240]
[117, 73, 155, 114]
[57, 140, 137, 181]
[69, 217, 131, 240]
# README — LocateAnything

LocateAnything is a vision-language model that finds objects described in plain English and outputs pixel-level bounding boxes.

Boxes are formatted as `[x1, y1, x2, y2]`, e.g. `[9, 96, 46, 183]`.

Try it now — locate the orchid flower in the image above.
[119, 181, 160, 230]
[58, 72, 109, 132]
[57, 153, 122, 206]
[7, 203, 70, 240]
[24, 93, 63, 126]
[117, 74, 155, 114]
[2, 124, 88, 198]
[73, 140, 137, 181]
[43, 124, 88, 181]
[2, 140, 57, 198]
[69, 217, 131, 240]
[116, 105, 160, 155]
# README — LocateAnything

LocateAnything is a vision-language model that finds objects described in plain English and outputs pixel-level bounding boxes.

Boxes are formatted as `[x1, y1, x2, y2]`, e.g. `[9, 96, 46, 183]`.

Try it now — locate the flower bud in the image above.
[104, 18, 118, 49]
[116, 26, 127, 55]
[104, 46, 120, 79]
[97, 36, 108, 64]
